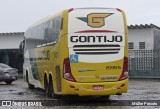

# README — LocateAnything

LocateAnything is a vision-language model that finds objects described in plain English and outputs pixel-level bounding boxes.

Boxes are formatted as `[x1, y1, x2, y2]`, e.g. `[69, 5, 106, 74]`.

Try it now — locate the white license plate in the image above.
[12, 77, 16, 79]
[93, 85, 104, 90]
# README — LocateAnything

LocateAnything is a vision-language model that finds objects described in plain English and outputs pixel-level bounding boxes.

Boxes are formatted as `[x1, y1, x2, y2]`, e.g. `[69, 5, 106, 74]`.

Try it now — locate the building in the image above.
[128, 24, 160, 78]
[0, 32, 24, 73]
[128, 24, 160, 50]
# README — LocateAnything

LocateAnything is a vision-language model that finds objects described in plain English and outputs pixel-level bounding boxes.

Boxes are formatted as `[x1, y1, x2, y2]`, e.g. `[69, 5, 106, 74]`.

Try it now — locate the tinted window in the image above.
[129, 42, 134, 49]
[139, 42, 145, 49]
[25, 16, 62, 49]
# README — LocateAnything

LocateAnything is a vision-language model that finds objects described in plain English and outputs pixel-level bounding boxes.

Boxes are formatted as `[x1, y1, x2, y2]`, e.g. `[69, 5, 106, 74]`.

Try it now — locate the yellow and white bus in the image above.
[22, 8, 128, 98]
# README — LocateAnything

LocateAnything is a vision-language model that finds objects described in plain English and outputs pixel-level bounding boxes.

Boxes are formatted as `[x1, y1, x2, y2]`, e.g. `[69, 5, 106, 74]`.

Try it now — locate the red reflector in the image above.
[69, 85, 75, 89]
[121, 84, 125, 87]
[68, 8, 74, 13]
[76, 30, 117, 33]
[75, 89, 79, 91]
[116, 8, 122, 12]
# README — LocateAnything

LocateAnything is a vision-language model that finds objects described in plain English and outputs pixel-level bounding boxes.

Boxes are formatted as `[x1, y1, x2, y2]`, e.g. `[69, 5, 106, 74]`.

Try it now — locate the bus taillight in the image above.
[63, 58, 76, 82]
[119, 57, 128, 81]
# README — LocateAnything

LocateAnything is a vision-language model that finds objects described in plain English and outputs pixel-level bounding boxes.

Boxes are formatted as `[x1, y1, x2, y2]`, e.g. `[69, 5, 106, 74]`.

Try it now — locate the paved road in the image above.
[0, 78, 160, 109]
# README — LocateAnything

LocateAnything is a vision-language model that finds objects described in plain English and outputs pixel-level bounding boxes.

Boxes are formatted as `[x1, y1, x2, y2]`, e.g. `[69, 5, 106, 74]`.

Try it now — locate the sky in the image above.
[0, 0, 160, 33]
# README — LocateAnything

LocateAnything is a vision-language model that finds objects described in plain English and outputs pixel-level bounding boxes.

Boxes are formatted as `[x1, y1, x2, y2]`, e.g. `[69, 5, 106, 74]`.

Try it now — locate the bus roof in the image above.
[27, 8, 123, 30]
[27, 12, 62, 30]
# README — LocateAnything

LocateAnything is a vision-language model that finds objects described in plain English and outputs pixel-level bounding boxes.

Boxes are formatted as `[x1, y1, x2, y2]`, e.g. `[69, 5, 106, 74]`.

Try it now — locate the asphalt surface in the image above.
[0, 78, 160, 109]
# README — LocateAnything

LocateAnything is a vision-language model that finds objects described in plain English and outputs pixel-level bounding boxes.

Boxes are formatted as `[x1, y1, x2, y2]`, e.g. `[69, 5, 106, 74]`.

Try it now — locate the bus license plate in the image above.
[93, 85, 104, 90]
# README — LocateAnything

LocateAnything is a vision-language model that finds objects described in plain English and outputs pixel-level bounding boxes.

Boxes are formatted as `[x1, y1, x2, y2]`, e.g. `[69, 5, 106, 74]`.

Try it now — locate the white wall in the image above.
[154, 29, 160, 50]
[0, 35, 24, 49]
[128, 28, 154, 50]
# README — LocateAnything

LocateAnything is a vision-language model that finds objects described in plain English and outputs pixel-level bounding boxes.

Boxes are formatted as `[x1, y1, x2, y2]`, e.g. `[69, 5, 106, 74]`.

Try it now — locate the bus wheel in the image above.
[44, 77, 50, 97]
[47, 81, 52, 98]
[26, 71, 34, 89]
[5, 80, 12, 85]
[50, 79, 59, 99]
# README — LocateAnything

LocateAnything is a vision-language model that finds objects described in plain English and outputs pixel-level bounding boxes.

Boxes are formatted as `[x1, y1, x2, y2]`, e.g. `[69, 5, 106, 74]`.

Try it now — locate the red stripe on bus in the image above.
[76, 30, 117, 33]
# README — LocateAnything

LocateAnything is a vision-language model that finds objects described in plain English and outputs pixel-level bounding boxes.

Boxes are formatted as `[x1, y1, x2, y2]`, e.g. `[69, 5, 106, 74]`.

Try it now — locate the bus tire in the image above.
[28, 83, 35, 89]
[44, 76, 50, 97]
[26, 71, 34, 89]
[5, 80, 12, 85]
[49, 77, 59, 99]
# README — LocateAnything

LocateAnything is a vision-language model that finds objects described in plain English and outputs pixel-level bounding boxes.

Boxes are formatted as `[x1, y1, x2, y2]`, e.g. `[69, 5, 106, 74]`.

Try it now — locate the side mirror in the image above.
[19, 40, 25, 64]
[19, 40, 25, 54]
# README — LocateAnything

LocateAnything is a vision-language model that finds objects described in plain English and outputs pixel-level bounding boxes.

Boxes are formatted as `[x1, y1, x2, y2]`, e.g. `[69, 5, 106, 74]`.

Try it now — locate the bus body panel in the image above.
[67, 8, 127, 83]
[68, 8, 125, 34]
[61, 78, 128, 96]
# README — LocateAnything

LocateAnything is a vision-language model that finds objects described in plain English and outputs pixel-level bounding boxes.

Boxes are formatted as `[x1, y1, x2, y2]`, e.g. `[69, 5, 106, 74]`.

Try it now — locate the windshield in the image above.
[0, 64, 11, 69]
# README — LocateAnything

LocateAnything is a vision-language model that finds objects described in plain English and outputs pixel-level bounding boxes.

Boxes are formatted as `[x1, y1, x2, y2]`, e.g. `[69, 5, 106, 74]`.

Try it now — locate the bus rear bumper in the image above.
[61, 78, 128, 96]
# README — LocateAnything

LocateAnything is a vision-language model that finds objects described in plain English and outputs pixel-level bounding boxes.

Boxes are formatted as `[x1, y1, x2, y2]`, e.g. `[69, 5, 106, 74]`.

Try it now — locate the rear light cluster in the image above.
[119, 57, 128, 81]
[63, 58, 76, 82]
[3, 71, 10, 74]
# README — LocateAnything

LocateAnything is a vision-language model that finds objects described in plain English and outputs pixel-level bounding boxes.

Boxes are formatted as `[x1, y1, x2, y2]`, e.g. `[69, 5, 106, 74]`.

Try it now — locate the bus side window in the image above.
[51, 16, 62, 42]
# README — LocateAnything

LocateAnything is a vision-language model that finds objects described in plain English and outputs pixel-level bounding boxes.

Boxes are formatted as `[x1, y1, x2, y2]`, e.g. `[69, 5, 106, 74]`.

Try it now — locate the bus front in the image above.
[62, 8, 128, 96]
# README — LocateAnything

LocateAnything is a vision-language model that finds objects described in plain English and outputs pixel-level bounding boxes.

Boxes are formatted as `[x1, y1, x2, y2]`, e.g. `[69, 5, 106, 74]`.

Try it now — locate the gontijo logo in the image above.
[77, 13, 113, 28]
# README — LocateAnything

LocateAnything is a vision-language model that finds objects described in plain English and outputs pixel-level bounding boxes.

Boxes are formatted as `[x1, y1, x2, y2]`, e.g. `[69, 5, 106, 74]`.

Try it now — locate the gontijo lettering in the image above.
[70, 35, 123, 43]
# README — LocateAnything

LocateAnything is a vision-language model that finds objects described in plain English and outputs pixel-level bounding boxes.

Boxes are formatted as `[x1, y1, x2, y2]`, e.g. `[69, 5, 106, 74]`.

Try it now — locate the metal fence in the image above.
[129, 50, 160, 78]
